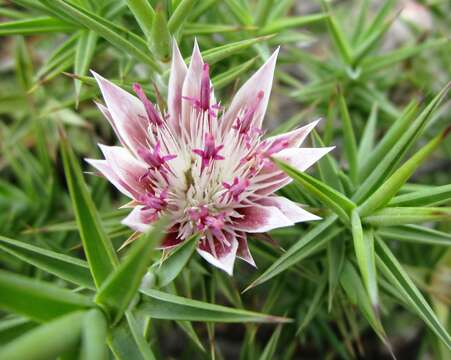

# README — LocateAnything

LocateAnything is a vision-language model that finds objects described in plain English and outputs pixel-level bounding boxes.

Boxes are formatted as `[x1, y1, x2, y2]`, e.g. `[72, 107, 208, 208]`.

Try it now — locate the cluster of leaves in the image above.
[0, 0, 450, 359]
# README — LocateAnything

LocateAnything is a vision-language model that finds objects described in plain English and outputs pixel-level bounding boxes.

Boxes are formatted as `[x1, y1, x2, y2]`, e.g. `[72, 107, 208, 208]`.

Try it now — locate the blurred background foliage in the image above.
[0, 0, 450, 359]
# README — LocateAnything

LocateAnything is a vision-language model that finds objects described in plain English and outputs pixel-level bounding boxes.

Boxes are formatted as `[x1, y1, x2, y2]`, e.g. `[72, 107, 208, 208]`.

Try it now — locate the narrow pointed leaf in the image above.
[340, 261, 388, 345]
[273, 158, 355, 224]
[359, 129, 449, 216]
[139, 289, 291, 323]
[74, 30, 98, 107]
[61, 131, 118, 288]
[364, 207, 451, 226]
[259, 14, 328, 35]
[327, 236, 345, 311]
[351, 210, 378, 307]
[389, 184, 451, 207]
[376, 239, 451, 349]
[126, 0, 155, 40]
[358, 102, 378, 166]
[168, 0, 197, 34]
[245, 216, 342, 290]
[0, 311, 85, 360]
[0, 17, 74, 35]
[152, 234, 199, 288]
[0, 235, 93, 288]
[95, 218, 168, 324]
[0, 270, 92, 322]
[81, 309, 108, 360]
[378, 225, 451, 247]
[338, 93, 358, 184]
[259, 324, 283, 360]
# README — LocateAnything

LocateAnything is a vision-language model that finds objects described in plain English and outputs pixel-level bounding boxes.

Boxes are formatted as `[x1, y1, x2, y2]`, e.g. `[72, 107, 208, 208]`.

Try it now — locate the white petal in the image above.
[234, 205, 293, 233]
[273, 147, 335, 172]
[223, 48, 279, 131]
[92, 71, 149, 156]
[167, 40, 187, 133]
[98, 144, 148, 194]
[197, 237, 238, 275]
[265, 119, 320, 148]
[259, 196, 320, 223]
[85, 158, 135, 198]
[122, 206, 151, 232]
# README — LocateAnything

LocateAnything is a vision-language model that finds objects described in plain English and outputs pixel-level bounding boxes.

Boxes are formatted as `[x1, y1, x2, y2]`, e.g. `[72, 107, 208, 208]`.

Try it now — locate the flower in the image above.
[87, 41, 333, 275]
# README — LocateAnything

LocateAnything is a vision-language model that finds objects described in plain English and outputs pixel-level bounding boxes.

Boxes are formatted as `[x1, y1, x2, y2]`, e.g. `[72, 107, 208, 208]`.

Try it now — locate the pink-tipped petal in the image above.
[168, 40, 188, 133]
[197, 236, 238, 275]
[234, 204, 293, 233]
[223, 48, 279, 132]
[265, 119, 320, 148]
[236, 234, 256, 267]
[92, 71, 149, 156]
[122, 206, 151, 232]
[85, 158, 135, 199]
[99, 144, 149, 195]
[273, 147, 335, 172]
[181, 39, 204, 127]
[258, 196, 320, 223]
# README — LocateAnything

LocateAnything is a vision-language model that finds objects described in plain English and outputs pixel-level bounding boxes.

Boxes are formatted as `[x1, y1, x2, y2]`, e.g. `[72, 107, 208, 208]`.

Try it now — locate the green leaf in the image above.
[126, 0, 155, 40]
[338, 92, 358, 184]
[327, 236, 345, 311]
[297, 276, 326, 334]
[150, 4, 171, 62]
[0, 317, 35, 345]
[259, 324, 283, 360]
[273, 158, 355, 224]
[81, 308, 108, 360]
[0, 270, 93, 322]
[388, 184, 451, 207]
[259, 13, 328, 35]
[139, 289, 291, 323]
[39, 0, 161, 72]
[351, 11, 397, 66]
[322, 3, 352, 64]
[376, 239, 451, 349]
[151, 234, 199, 288]
[355, 84, 449, 203]
[198, 36, 273, 65]
[357, 102, 378, 166]
[378, 225, 451, 247]
[351, 210, 378, 307]
[74, 30, 98, 107]
[0, 16, 74, 35]
[168, 0, 197, 34]
[245, 216, 342, 290]
[360, 0, 395, 43]
[108, 313, 156, 360]
[61, 131, 118, 288]
[95, 218, 168, 324]
[364, 207, 451, 226]
[224, 0, 253, 25]
[340, 261, 388, 346]
[312, 130, 343, 192]
[0, 311, 85, 360]
[359, 129, 449, 216]
[0, 235, 93, 288]
[361, 38, 449, 74]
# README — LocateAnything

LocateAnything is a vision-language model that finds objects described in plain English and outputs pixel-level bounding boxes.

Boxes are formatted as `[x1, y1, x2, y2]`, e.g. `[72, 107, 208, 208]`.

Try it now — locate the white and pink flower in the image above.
[87, 41, 333, 275]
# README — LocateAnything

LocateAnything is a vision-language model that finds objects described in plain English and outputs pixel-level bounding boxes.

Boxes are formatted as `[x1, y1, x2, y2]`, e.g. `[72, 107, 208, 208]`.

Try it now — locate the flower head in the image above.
[87, 41, 333, 275]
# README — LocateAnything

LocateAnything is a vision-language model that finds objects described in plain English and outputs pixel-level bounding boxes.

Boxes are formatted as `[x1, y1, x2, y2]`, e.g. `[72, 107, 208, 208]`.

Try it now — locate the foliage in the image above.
[0, 0, 450, 358]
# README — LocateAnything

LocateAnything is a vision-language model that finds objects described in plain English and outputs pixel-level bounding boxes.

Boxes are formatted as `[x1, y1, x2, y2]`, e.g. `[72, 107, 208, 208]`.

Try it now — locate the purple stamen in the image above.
[200, 63, 210, 111]
[133, 83, 163, 127]
[193, 133, 225, 171]
[233, 91, 264, 135]
[223, 177, 250, 202]
[138, 142, 176, 178]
